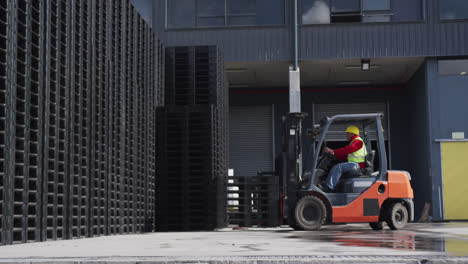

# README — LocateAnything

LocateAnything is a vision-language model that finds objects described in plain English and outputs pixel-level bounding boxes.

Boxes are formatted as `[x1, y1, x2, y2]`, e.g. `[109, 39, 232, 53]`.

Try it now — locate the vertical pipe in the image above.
[293, 0, 298, 71]
[289, 0, 301, 113]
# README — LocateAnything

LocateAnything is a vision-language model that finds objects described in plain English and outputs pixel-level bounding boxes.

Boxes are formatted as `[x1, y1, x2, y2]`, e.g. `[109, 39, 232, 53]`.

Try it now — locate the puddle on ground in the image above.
[287, 226, 468, 256]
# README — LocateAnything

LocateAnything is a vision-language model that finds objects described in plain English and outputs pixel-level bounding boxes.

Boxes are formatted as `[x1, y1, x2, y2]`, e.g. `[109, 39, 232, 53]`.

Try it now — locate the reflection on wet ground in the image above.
[287, 223, 468, 256]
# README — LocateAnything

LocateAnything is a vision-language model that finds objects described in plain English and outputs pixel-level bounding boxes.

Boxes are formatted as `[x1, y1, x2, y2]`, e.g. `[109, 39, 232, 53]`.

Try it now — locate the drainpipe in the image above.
[289, 0, 301, 113]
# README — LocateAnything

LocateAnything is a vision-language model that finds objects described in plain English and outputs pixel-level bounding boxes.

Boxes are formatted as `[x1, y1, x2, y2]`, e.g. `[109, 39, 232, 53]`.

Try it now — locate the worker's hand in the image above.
[324, 147, 334, 154]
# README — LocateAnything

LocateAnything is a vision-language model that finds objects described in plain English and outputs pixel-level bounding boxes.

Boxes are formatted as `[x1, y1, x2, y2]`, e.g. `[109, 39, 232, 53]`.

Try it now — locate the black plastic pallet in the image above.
[0, 0, 161, 245]
[227, 173, 280, 227]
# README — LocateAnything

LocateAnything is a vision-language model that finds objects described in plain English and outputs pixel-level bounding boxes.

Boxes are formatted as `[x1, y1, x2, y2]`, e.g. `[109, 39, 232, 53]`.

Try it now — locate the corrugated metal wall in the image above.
[229, 105, 274, 177]
[151, 0, 290, 62]
[152, 0, 468, 62]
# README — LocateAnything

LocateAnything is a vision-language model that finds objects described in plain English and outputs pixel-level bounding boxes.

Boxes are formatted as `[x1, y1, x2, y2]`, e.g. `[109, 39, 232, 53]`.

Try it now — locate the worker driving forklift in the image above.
[319, 125, 369, 193]
[280, 113, 414, 231]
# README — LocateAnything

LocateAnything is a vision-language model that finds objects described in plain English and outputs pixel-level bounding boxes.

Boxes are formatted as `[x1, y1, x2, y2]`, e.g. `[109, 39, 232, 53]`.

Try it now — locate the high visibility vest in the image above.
[347, 137, 367, 163]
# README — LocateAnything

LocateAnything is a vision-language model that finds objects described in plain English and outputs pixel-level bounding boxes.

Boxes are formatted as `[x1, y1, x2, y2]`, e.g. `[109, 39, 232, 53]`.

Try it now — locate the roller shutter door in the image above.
[313, 103, 389, 141]
[229, 105, 273, 177]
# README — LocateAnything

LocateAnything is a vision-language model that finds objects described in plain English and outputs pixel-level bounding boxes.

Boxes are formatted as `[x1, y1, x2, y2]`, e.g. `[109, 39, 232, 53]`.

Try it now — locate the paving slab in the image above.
[1, 223, 468, 263]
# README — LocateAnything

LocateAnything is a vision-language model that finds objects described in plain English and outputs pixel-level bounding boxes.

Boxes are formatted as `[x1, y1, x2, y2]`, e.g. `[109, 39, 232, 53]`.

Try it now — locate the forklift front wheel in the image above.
[386, 202, 409, 230]
[294, 196, 327, 231]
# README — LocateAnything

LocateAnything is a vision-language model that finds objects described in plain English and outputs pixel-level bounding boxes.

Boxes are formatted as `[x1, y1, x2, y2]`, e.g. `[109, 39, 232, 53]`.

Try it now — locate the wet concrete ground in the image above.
[1, 222, 468, 263]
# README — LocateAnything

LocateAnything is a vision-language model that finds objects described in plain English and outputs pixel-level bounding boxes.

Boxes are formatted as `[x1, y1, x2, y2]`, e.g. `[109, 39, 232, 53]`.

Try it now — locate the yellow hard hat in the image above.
[345, 125, 359, 135]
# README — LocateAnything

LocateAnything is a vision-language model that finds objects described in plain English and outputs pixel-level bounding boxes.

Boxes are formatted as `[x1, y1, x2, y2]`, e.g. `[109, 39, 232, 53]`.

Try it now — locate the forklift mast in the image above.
[280, 112, 307, 222]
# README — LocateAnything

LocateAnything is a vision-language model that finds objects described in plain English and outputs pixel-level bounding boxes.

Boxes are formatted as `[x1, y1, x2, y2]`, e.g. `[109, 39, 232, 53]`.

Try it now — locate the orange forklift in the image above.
[280, 113, 414, 231]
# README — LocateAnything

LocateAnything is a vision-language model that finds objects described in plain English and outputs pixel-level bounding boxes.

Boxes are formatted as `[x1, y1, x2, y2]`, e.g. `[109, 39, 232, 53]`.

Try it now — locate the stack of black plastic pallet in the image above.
[156, 46, 228, 231]
[227, 172, 280, 227]
[0, 0, 162, 245]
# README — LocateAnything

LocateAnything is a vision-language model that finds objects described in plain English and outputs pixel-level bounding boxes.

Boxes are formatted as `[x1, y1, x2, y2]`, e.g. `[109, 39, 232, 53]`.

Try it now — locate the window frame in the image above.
[439, 0, 468, 22]
[361, 0, 391, 12]
[165, 0, 287, 30]
[299, 0, 425, 25]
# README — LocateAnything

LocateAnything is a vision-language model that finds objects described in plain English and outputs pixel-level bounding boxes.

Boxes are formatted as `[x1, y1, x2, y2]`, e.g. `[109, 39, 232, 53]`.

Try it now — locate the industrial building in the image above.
[137, 0, 468, 221]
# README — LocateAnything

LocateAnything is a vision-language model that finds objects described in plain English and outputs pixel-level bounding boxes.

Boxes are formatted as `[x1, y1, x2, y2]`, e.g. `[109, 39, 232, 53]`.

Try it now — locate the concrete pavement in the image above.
[1, 223, 468, 263]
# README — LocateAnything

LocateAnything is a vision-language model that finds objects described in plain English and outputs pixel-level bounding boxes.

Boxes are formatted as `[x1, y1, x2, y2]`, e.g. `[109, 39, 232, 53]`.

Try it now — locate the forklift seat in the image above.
[342, 150, 376, 178]
[362, 150, 376, 175]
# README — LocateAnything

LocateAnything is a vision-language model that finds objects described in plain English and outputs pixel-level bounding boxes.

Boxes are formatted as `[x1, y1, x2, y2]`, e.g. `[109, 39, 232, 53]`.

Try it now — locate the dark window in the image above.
[392, 0, 422, 21]
[362, 0, 391, 22]
[440, 0, 468, 20]
[362, 0, 390, 11]
[167, 0, 196, 28]
[331, 0, 361, 13]
[227, 0, 256, 26]
[331, 0, 361, 23]
[256, 0, 285, 25]
[197, 0, 225, 27]
[301, 0, 422, 24]
[439, 60, 468, 76]
[331, 0, 360, 13]
[167, 0, 284, 28]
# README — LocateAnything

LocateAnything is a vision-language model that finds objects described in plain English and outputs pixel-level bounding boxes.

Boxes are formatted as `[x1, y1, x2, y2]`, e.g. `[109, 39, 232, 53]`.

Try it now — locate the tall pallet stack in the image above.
[156, 46, 228, 231]
[0, 0, 162, 245]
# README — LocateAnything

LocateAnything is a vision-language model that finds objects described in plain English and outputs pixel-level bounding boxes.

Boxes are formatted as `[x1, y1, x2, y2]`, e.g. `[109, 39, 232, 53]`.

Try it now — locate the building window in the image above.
[362, 0, 390, 11]
[197, 0, 225, 27]
[301, 0, 421, 24]
[440, 0, 468, 20]
[331, 0, 362, 22]
[166, 0, 285, 29]
[167, 0, 196, 28]
[362, 0, 391, 22]
[439, 60, 468, 76]
[227, 0, 256, 26]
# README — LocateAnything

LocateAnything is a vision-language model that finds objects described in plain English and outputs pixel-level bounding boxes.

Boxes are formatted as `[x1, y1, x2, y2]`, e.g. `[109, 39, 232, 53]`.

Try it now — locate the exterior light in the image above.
[461, 72, 467, 75]
[361, 59, 370, 71]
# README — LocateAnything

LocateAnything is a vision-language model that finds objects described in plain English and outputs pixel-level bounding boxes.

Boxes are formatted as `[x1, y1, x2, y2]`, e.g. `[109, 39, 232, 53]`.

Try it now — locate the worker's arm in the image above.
[330, 140, 363, 161]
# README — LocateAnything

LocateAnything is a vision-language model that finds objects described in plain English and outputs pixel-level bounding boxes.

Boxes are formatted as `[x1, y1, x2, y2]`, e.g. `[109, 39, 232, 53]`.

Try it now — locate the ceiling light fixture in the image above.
[361, 59, 370, 71]
[338, 81, 371, 85]
[346, 64, 380, 70]
[225, 68, 247, 72]
[344, 65, 361, 69]
[229, 84, 249, 88]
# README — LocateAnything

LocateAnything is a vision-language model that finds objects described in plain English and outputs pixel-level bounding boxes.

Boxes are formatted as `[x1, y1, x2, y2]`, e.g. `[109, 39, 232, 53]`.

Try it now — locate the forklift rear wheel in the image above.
[294, 196, 327, 231]
[386, 203, 408, 230]
[369, 222, 384, 230]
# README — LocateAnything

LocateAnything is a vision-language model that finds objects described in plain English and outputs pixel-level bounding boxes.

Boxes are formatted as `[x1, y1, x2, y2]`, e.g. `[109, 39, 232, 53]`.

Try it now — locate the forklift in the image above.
[279, 112, 414, 231]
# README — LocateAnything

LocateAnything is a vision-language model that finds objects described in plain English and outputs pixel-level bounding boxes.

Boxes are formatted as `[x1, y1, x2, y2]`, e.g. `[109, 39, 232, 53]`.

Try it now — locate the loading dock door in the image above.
[229, 105, 273, 177]
[441, 142, 468, 220]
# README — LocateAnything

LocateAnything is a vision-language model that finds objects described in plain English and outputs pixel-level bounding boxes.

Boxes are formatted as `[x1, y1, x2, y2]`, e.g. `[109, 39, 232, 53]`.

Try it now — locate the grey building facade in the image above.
[131, 0, 468, 221]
